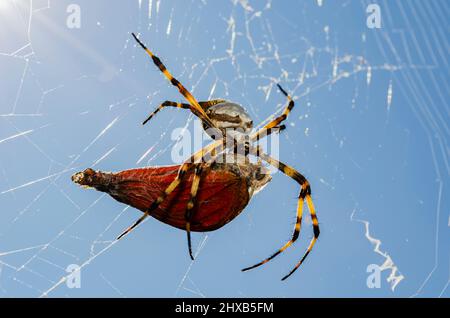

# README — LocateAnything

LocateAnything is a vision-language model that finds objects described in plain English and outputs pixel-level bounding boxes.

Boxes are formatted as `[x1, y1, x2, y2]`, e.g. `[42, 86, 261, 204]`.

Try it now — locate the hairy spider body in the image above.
[202, 101, 253, 135]
[73, 32, 320, 280]
[72, 163, 270, 232]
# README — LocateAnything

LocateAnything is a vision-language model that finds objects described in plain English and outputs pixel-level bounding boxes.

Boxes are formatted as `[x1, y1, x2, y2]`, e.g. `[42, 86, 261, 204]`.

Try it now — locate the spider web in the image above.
[0, 0, 448, 297]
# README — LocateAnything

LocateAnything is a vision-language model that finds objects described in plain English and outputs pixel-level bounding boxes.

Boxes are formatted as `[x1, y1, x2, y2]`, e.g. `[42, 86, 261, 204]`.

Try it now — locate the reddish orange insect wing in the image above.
[72, 163, 265, 232]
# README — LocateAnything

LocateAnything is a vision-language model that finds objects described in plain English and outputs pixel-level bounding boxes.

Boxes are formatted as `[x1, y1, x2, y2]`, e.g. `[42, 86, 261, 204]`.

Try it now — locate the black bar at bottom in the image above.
[0, 298, 446, 315]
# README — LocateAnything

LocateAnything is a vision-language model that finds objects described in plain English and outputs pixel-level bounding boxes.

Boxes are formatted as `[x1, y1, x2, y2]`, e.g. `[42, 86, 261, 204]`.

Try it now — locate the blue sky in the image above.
[0, 0, 448, 297]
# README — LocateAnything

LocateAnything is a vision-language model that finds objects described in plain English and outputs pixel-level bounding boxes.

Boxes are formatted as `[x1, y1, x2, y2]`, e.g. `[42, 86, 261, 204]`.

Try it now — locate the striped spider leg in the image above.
[241, 87, 319, 280]
[132, 32, 216, 130]
[243, 145, 319, 280]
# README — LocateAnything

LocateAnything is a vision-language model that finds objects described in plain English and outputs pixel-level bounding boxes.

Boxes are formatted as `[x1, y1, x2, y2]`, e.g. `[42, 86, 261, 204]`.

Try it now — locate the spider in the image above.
[72, 33, 319, 280]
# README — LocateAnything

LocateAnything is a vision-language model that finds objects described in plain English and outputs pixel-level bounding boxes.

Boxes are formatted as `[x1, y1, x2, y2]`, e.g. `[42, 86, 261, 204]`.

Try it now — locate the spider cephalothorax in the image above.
[73, 32, 320, 281]
[203, 101, 253, 135]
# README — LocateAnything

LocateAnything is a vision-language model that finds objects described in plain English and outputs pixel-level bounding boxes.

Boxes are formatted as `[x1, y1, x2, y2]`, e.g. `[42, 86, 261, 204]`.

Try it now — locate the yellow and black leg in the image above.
[132, 33, 216, 129]
[143, 99, 227, 125]
[241, 190, 304, 272]
[183, 140, 225, 259]
[251, 84, 294, 141]
[143, 101, 192, 125]
[264, 84, 295, 129]
[199, 99, 227, 110]
[242, 146, 319, 280]
[184, 163, 205, 260]
[281, 192, 318, 280]
[252, 125, 286, 142]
